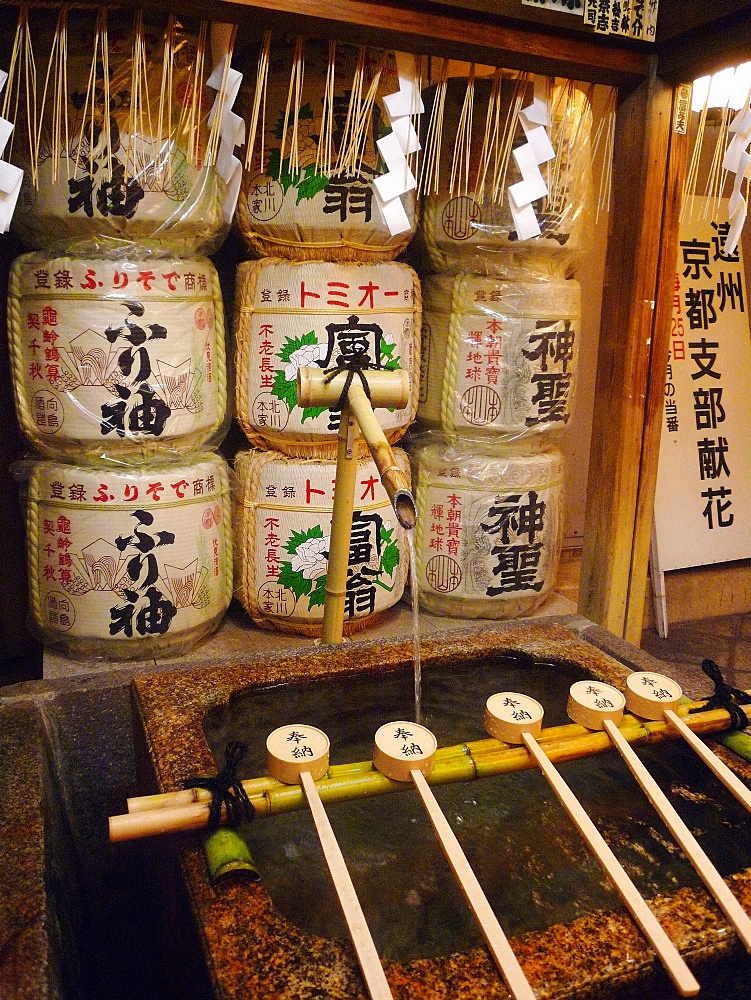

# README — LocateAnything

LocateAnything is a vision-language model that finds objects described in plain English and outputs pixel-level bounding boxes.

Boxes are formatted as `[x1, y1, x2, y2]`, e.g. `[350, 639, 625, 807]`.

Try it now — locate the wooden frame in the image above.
[579, 66, 689, 642]
[0, 0, 744, 655]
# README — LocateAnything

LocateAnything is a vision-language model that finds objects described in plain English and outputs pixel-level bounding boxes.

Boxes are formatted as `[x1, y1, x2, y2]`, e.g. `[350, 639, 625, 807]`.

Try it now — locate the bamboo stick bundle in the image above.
[3, 6, 39, 184]
[243, 29, 271, 174]
[36, 5, 69, 185]
[109, 696, 751, 842]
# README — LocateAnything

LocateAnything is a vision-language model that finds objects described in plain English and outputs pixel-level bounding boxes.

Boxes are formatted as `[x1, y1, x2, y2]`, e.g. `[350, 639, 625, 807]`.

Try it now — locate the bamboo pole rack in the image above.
[110, 698, 751, 841]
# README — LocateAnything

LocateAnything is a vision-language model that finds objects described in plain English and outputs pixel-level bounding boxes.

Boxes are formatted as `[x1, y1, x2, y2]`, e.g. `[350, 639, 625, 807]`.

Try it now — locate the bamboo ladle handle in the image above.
[664, 708, 751, 813]
[602, 716, 751, 954]
[624, 671, 751, 815]
[490, 690, 699, 997]
[372, 721, 536, 1000]
[267, 725, 393, 1000]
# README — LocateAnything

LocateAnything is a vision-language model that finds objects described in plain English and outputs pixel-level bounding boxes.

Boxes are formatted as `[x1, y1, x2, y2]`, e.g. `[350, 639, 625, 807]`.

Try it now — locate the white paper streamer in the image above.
[721, 99, 751, 256]
[507, 75, 556, 243]
[373, 52, 422, 237]
[0, 68, 21, 234]
[206, 51, 244, 225]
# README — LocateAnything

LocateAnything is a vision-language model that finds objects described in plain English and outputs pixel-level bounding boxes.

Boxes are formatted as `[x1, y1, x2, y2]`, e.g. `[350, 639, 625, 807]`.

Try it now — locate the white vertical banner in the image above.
[653, 197, 751, 577]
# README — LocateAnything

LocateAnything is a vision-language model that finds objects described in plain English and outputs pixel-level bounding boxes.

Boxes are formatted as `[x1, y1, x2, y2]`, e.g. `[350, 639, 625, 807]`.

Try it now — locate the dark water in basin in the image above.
[203, 654, 751, 963]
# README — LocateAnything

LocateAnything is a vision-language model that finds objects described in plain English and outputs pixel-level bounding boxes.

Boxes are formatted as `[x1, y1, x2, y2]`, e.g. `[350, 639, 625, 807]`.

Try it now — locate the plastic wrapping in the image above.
[8, 250, 229, 462]
[233, 446, 410, 635]
[417, 77, 593, 276]
[409, 435, 563, 619]
[6, 11, 229, 255]
[22, 451, 233, 660]
[418, 272, 580, 444]
[234, 258, 420, 458]
[235, 37, 419, 261]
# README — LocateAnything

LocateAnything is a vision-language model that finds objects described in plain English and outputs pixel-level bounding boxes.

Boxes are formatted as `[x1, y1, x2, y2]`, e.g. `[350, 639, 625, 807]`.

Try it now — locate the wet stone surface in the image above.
[132, 618, 751, 1000]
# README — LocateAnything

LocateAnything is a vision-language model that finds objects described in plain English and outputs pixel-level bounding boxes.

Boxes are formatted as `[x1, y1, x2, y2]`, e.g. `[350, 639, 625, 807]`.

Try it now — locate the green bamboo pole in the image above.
[110, 700, 751, 842]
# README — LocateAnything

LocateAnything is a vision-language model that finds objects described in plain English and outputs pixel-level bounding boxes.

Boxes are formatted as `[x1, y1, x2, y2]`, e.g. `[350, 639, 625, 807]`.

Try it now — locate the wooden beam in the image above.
[657, 7, 751, 84]
[578, 61, 675, 637]
[656, 0, 751, 43]
[624, 86, 688, 645]
[75, 0, 649, 87]
[0, 1, 651, 85]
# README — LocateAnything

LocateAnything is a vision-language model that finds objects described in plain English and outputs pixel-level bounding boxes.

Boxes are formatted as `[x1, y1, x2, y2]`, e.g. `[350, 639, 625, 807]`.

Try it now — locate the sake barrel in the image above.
[234, 446, 410, 634]
[411, 439, 564, 618]
[8, 253, 227, 461]
[9, 11, 227, 255]
[235, 37, 418, 261]
[419, 273, 580, 444]
[418, 77, 593, 275]
[234, 258, 420, 457]
[25, 452, 233, 659]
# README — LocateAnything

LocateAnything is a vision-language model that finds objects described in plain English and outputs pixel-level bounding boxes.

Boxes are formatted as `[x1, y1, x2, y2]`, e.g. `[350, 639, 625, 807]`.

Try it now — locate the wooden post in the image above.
[579, 62, 689, 643]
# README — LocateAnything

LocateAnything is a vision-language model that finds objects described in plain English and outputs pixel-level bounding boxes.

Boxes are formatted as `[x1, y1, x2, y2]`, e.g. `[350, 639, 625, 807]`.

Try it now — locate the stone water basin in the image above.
[131, 619, 751, 999]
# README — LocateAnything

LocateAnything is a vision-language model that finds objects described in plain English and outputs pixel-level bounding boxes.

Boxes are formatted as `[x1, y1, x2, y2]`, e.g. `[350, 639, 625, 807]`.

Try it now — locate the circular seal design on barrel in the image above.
[257, 581, 297, 617]
[45, 591, 76, 630]
[426, 555, 462, 593]
[246, 175, 285, 222]
[459, 385, 501, 425]
[194, 306, 215, 331]
[251, 393, 290, 431]
[441, 196, 482, 241]
[31, 390, 64, 434]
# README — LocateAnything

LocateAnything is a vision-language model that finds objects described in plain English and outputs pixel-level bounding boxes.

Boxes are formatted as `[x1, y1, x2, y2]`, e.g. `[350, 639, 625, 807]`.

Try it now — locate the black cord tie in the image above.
[322, 358, 373, 411]
[689, 658, 751, 731]
[183, 740, 256, 831]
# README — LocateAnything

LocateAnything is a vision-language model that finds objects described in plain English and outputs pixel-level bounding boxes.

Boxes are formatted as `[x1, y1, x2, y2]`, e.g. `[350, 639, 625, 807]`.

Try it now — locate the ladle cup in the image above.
[624, 670, 751, 814]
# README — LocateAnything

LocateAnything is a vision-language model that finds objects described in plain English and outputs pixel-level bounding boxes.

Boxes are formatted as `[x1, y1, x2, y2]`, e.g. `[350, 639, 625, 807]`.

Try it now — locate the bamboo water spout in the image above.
[297, 367, 417, 644]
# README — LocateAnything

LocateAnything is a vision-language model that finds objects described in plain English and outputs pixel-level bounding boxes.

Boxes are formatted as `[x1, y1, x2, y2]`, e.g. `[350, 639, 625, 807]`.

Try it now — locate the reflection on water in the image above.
[203, 655, 751, 963]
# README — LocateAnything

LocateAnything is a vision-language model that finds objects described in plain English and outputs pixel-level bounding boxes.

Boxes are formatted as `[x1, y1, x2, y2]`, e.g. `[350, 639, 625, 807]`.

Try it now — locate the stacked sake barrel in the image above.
[231, 37, 420, 634]
[410, 74, 593, 619]
[6, 12, 234, 659]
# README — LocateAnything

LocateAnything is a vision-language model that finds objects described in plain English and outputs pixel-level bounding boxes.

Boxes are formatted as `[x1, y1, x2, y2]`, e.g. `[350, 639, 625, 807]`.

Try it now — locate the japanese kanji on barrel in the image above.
[233, 446, 410, 634]
[24, 452, 233, 659]
[234, 258, 420, 457]
[9, 11, 227, 255]
[418, 273, 580, 443]
[410, 438, 564, 618]
[8, 253, 227, 461]
[235, 37, 418, 262]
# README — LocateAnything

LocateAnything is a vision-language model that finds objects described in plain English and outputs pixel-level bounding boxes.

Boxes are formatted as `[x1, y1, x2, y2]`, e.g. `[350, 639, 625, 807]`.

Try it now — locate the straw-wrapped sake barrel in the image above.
[25, 452, 232, 659]
[9, 11, 227, 255]
[8, 253, 227, 461]
[234, 258, 420, 457]
[235, 37, 418, 261]
[234, 447, 410, 634]
[419, 273, 580, 444]
[411, 439, 563, 618]
[418, 77, 593, 275]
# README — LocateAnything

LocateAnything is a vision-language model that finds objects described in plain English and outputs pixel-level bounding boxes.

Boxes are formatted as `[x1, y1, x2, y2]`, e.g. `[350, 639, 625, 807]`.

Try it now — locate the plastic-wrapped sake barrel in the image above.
[418, 77, 592, 275]
[25, 452, 233, 659]
[9, 10, 227, 255]
[411, 439, 563, 618]
[419, 273, 580, 444]
[235, 258, 420, 457]
[8, 253, 227, 461]
[235, 37, 418, 261]
[234, 446, 410, 635]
